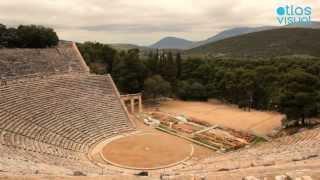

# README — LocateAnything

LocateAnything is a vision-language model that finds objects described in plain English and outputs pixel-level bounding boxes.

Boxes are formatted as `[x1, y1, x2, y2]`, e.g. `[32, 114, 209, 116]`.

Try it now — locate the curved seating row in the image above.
[0, 73, 134, 175]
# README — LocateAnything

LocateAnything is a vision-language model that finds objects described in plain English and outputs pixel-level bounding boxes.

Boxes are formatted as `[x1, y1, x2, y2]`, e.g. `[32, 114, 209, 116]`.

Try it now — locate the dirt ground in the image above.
[147, 100, 284, 135]
[100, 115, 215, 169]
[0, 176, 155, 180]
[102, 133, 191, 169]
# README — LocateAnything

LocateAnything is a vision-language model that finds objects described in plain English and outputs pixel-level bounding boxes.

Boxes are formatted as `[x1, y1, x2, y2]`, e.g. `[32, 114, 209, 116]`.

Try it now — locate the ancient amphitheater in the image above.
[0, 41, 319, 180]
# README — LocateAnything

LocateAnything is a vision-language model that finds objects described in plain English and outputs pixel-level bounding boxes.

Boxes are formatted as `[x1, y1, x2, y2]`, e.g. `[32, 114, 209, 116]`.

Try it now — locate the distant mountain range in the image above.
[148, 22, 320, 50]
[189, 26, 275, 49]
[149, 36, 193, 49]
[185, 28, 320, 58]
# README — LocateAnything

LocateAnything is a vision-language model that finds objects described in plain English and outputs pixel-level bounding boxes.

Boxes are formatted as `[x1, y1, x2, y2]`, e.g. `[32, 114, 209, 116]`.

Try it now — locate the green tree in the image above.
[162, 51, 177, 85]
[237, 69, 257, 110]
[144, 50, 159, 76]
[188, 82, 208, 100]
[144, 75, 171, 100]
[0, 24, 6, 47]
[177, 80, 207, 101]
[77, 42, 117, 74]
[279, 70, 319, 126]
[180, 58, 204, 81]
[0, 27, 20, 48]
[17, 25, 58, 48]
[112, 49, 146, 93]
[101, 45, 117, 73]
[176, 52, 182, 78]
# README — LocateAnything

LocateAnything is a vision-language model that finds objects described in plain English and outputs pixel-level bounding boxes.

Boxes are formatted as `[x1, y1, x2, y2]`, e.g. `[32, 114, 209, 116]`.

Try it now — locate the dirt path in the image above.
[147, 100, 284, 135]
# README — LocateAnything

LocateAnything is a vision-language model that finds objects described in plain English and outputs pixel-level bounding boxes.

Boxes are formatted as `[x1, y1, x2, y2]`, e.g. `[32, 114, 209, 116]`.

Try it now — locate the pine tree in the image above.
[176, 52, 182, 79]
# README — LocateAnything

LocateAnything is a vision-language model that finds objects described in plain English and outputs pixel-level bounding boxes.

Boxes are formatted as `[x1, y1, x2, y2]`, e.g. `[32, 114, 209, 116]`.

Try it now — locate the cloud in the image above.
[80, 22, 200, 33]
[0, 0, 318, 45]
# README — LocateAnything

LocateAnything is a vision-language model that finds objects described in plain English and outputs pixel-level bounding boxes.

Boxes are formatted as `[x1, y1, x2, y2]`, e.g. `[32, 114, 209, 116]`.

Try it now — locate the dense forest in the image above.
[0, 24, 59, 48]
[78, 42, 320, 126]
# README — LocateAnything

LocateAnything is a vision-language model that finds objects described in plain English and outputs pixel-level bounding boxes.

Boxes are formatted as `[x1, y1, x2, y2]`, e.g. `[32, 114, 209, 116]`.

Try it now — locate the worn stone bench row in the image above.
[0, 42, 86, 79]
[0, 74, 134, 175]
[0, 74, 133, 151]
[0, 140, 101, 175]
[176, 128, 320, 174]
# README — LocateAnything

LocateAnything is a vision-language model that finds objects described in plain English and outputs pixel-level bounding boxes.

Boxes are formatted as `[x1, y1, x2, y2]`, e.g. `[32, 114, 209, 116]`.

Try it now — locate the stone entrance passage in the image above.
[121, 93, 142, 113]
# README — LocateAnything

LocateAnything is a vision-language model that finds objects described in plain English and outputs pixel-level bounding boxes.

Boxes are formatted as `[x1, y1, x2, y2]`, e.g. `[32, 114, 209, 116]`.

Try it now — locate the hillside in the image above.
[149, 22, 320, 50]
[149, 36, 193, 49]
[185, 28, 320, 58]
[190, 26, 275, 48]
[148, 28, 275, 50]
[286, 21, 320, 29]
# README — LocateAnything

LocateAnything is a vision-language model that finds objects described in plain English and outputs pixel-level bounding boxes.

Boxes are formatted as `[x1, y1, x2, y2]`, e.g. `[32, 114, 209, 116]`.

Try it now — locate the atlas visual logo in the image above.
[276, 5, 312, 25]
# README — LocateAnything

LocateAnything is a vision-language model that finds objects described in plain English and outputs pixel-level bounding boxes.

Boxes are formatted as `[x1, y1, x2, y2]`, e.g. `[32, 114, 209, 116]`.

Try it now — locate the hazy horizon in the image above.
[0, 0, 319, 46]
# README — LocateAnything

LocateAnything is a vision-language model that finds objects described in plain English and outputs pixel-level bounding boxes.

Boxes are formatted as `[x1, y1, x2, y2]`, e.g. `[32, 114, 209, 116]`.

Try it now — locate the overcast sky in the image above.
[0, 0, 319, 45]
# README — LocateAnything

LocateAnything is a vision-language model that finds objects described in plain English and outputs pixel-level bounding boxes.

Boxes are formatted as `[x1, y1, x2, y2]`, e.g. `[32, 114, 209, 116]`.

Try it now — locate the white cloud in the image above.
[0, 0, 318, 45]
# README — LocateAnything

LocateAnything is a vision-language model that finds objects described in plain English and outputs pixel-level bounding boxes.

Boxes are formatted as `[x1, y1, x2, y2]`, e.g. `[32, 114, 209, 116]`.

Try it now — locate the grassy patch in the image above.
[251, 136, 267, 145]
